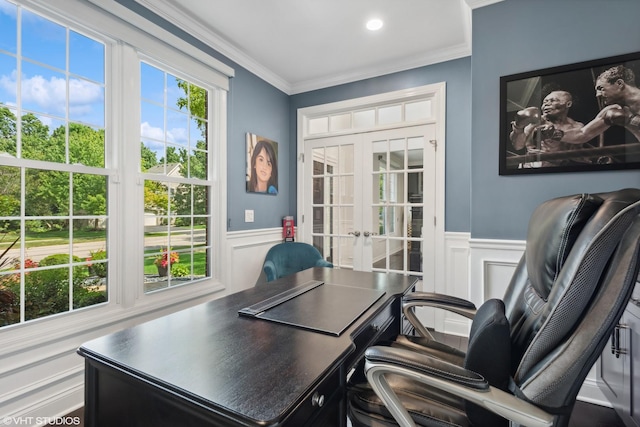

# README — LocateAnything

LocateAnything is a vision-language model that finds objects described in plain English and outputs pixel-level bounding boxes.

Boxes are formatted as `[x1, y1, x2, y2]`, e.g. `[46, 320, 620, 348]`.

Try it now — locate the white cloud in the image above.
[0, 69, 17, 98]
[141, 121, 188, 146]
[141, 121, 164, 140]
[21, 74, 67, 114]
[167, 127, 188, 145]
[0, 70, 102, 120]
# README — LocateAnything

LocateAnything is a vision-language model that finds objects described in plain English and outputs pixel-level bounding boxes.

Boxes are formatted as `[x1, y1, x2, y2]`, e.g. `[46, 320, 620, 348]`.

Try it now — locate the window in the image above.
[140, 61, 212, 292]
[0, 1, 108, 327]
[0, 0, 228, 329]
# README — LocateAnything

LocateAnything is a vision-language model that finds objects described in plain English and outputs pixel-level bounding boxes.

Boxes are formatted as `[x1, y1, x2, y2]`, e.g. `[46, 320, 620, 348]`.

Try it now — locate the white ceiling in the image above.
[135, 0, 503, 95]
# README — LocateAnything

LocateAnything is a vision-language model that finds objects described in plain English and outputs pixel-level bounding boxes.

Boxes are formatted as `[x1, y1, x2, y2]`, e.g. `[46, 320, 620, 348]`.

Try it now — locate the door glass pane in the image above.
[312, 177, 323, 204]
[308, 116, 329, 135]
[338, 175, 354, 204]
[378, 105, 402, 125]
[408, 172, 423, 201]
[339, 145, 354, 173]
[337, 236, 353, 268]
[330, 207, 340, 234]
[389, 139, 405, 170]
[389, 172, 404, 204]
[409, 202, 423, 274]
[312, 158, 324, 175]
[408, 150, 424, 170]
[372, 173, 383, 203]
[326, 176, 335, 204]
[371, 236, 388, 270]
[409, 238, 422, 272]
[353, 109, 374, 128]
[339, 206, 353, 234]
[372, 140, 387, 172]
[330, 113, 351, 132]
[312, 206, 323, 233]
[388, 239, 406, 271]
[405, 100, 431, 121]
[374, 206, 386, 236]
[325, 146, 338, 174]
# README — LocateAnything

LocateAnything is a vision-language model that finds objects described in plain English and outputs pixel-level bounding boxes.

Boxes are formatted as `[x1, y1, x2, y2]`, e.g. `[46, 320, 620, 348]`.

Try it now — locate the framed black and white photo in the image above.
[246, 133, 279, 195]
[499, 51, 640, 175]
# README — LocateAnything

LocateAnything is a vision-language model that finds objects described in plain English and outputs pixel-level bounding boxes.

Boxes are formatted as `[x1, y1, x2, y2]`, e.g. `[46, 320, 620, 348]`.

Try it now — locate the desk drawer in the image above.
[348, 301, 396, 370]
[285, 366, 342, 426]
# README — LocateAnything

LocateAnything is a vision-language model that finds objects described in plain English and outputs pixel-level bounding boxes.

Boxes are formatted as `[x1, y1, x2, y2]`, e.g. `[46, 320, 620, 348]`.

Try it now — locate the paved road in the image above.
[4, 228, 205, 263]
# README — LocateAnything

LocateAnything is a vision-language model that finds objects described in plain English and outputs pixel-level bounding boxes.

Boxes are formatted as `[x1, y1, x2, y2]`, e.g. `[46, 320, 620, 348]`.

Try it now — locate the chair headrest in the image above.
[526, 193, 603, 298]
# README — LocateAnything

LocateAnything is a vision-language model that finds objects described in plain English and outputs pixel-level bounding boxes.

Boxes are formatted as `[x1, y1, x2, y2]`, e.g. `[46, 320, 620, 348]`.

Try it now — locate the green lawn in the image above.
[144, 250, 207, 275]
[0, 229, 107, 249]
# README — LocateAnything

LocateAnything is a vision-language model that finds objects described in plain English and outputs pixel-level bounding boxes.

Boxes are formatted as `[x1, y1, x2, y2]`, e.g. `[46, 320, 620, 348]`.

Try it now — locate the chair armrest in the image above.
[315, 259, 334, 268]
[402, 292, 477, 338]
[263, 260, 278, 282]
[365, 345, 487, 390]
[364, 346, 553, 427]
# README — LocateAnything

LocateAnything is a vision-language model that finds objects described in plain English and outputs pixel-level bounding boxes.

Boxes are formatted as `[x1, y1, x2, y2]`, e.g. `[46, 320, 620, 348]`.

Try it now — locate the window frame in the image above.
[1, 0, 229, 346]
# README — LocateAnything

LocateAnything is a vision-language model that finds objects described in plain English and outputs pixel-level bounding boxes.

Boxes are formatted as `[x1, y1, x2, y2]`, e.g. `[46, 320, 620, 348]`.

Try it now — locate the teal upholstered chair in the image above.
[262, 242, 333, 282]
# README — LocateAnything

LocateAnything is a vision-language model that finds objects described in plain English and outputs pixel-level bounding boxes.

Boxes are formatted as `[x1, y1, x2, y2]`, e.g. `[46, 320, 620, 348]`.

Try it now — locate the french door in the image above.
[303, 125, 436, 277]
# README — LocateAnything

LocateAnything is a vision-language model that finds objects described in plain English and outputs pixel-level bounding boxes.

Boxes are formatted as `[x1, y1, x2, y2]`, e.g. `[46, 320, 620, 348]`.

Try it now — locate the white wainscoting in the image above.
[224, 228, 283, 291]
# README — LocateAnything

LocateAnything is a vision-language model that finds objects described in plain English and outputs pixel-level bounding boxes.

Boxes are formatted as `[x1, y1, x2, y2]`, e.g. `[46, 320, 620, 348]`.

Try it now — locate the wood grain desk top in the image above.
[78, 268, 417, 426]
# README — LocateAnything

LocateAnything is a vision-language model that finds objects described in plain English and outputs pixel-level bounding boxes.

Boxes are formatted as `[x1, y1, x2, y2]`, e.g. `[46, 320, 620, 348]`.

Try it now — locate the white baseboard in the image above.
[577, 376, 610, 407]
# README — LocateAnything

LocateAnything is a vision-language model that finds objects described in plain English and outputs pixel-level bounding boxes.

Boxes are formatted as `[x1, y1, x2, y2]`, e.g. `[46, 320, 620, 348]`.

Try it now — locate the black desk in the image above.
[78, 268, 417, 426]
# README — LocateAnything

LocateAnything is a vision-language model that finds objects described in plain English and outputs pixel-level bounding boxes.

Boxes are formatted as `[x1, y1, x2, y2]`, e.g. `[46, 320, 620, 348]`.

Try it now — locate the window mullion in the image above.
[116, 42, 144, 308]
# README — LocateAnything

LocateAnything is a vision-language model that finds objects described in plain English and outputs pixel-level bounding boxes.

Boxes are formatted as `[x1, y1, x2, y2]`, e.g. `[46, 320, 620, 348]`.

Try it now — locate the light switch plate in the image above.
[245, 209, 254, 222]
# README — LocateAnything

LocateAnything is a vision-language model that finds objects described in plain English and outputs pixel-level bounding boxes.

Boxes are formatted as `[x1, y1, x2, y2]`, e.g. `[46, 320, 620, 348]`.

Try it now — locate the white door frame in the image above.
[296, 83, 446, 299]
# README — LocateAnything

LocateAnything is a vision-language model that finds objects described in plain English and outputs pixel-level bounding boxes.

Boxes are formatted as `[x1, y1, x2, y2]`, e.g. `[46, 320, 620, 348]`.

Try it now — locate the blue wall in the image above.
[124, 0, 640, 238]
[471, 0, 640, 239]
[117, 0, 292, 232]
[226, 67, 291, 231]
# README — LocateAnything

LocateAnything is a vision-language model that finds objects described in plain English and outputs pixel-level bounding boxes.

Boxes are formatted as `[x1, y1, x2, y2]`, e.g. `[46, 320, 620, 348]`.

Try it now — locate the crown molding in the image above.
[464, 0, 504, 9]
[135, 0, 480, 95]
[289, 42, 471, 95]
[134, 0, 290, 93]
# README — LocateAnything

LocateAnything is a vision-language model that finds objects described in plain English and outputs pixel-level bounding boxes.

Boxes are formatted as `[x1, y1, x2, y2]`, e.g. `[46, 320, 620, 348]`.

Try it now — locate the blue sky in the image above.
[0, 0, 203, 160]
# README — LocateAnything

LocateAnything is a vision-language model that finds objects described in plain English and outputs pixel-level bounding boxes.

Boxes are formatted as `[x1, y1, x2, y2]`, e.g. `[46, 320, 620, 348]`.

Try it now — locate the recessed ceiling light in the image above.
[366, 18, 383, 31]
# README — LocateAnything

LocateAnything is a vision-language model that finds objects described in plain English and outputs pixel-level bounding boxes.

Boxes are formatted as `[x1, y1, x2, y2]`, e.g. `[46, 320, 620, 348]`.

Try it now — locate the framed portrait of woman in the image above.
[246, 133, 278, 195]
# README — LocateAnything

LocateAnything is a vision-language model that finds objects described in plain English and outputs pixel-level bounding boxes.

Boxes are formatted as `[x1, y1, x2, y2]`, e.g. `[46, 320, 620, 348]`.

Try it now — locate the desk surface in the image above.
[79, 268, 417, 426]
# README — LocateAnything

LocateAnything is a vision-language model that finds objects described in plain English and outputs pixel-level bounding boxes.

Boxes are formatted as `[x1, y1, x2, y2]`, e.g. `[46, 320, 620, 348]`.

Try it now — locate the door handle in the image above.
[363, 231, 379, 237]
[348, 231, 361, 237]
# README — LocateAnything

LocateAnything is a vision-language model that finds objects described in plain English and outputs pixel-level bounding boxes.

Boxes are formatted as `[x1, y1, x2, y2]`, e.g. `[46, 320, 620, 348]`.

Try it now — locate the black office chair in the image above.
[347, 188, 640, 427]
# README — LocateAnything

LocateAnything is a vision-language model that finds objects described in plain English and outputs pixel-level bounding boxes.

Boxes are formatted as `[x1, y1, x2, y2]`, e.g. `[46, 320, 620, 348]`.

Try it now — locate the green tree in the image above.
[160, 146, 181, 165]
[68, 123, 104, 167]
[141, 142, 158, 171]
[176, 80, 207, 132]
[144, 180, 169, 215]
[22, 113, 58, 162]
[0, 107, 17, 156]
